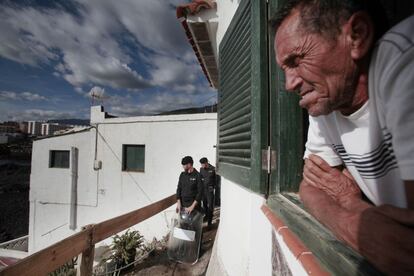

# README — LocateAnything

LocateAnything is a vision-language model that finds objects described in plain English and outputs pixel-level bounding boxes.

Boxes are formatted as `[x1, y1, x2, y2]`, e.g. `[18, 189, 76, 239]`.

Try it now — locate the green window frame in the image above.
[266, 0, 380, 274]
[49, 150, 70, 168]
[122, 144, 145, 172]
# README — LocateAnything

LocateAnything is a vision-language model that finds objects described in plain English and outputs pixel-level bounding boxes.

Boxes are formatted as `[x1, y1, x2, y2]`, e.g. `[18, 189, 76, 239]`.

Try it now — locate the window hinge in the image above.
[262, 146, 276, 174]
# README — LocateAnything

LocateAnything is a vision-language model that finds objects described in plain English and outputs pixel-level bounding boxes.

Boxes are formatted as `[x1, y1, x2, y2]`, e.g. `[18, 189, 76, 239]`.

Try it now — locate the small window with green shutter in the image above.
[49, 150, 70, 168]
[122, 145, 145, 172]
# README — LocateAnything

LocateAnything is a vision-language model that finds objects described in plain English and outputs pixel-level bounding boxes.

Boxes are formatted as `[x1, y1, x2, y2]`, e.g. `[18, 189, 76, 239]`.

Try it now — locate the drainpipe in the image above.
[69, 146, 78, 230]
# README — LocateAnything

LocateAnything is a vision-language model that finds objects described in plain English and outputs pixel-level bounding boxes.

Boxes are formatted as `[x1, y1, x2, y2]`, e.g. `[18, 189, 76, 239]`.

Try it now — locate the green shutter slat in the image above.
[220, 71, 251, 105]
[220, 124, 251, 141]
[219, 53, 251, 91]
[219, 149, 250, 157]
[219, 105, 250, 126]
[220, 22, 251, 66]
[219, 131, 250, 143]
[219, 156, 250, 168]
[220, 120, 251, 136]
[220, 92, 251, 119]
[219, 140, 251, 150]
[220, 115, 251, 136]
[220, 29, 251, 73]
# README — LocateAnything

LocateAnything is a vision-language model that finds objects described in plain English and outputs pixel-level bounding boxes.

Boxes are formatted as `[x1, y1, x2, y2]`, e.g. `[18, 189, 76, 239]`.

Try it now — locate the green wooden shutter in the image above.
[217, 0, 268, 193]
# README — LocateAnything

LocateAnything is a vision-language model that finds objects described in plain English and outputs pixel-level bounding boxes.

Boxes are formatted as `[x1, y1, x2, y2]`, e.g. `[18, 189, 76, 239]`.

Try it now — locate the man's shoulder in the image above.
[376, 15, 414, 57]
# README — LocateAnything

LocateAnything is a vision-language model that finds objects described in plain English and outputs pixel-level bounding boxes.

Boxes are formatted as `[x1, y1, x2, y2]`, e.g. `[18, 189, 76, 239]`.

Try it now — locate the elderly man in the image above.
[273, 0, 414, 274]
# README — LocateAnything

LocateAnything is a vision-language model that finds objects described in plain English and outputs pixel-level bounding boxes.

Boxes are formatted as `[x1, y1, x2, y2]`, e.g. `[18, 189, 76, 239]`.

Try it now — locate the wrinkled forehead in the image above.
[274, 9, 303, 64]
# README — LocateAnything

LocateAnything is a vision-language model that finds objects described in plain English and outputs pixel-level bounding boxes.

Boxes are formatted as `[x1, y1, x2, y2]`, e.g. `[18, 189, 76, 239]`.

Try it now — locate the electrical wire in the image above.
[95, 128, 152, 203]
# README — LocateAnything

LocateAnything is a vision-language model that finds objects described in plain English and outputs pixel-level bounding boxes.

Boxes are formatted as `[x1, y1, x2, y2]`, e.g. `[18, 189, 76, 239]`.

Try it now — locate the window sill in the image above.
[122, 169, 145, 173]
[265, 193, 382, 275]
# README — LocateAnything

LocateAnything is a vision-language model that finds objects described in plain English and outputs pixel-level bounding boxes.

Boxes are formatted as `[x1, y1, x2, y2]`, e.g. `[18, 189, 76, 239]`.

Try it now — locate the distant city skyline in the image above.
[0, 0, 216, 122]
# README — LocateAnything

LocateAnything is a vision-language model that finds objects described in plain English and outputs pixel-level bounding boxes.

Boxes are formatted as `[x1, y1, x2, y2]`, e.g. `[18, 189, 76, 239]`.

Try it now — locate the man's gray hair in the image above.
[271, 0, 388, 41]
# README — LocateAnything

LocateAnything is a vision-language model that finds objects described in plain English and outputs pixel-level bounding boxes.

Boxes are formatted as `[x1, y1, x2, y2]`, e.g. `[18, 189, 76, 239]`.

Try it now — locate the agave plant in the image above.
[108, 229, 144, 266]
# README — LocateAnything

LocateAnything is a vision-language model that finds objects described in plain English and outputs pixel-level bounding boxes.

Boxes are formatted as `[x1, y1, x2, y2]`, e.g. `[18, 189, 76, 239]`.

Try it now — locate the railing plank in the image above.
[0, 194, 176, 276]
[92, 194, 176, 243]
[0, 228, 92, 276]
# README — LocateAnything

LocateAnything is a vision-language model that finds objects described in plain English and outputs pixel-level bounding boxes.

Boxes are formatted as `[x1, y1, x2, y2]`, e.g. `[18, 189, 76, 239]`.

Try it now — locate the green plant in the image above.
[48, 257, 77, 276]
[108, 229, 144, 266]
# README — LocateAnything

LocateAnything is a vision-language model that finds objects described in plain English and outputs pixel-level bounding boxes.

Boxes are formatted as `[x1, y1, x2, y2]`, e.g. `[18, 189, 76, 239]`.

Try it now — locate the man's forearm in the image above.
[300, 180, 414, 275]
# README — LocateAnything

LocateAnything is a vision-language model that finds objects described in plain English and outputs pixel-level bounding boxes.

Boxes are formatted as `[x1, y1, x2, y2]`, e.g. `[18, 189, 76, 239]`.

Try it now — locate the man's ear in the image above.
[346, 11, 374, 60]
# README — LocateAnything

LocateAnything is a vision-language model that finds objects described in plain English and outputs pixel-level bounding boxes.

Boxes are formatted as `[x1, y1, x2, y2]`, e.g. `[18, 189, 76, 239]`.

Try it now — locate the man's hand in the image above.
[184, 205, 195, 214]
[299, 155, 414, 275]
[176, 201, 181, 213]
[303, 154, 362, 208]
[184, 201, 198, 214]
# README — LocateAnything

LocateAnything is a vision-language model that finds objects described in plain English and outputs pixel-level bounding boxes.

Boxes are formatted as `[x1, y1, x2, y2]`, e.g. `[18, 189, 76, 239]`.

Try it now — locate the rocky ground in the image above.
[0, 161, 31, 243]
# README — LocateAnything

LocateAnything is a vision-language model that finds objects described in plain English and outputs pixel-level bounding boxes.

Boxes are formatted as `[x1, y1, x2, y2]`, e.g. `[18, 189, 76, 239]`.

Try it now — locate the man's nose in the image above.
[285, 70, 302, 92]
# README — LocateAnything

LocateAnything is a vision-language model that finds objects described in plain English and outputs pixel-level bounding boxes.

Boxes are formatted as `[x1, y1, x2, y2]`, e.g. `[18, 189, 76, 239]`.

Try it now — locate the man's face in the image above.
[275, 9, 358, 116]
[183, 163, 192, 172]
[201, 163, 208, 169]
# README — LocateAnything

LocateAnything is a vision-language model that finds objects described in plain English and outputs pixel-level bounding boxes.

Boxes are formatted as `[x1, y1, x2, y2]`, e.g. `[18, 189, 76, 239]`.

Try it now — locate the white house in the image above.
[175, 0, 412, 275]
[28, 106, 217, 253]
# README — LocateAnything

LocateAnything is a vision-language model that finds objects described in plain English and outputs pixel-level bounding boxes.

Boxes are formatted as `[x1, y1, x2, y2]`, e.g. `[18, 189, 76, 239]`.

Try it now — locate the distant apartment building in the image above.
[0, 122, 19, 133]
[40, 123, 71, 136]
[27, 121, 42, 136]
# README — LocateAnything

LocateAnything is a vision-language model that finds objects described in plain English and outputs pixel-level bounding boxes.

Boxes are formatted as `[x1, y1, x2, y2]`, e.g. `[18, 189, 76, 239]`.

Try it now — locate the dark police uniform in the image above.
[200, 164, 216, 225]
[176, 169, 203, 211]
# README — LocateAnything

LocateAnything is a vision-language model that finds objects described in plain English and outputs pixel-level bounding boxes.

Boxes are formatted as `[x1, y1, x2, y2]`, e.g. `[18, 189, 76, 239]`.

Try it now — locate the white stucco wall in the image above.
[212, 178, 309, 276]
[214, 178, 272, 276]
[29, 113, 217, 253]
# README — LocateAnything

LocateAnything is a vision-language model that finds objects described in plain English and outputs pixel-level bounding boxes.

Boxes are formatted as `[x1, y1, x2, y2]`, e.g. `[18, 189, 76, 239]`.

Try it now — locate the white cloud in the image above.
[148, 55, 200, 91]
[0, 91, 47, 101]
[3, 109, 78, 121]
[0, 0, 214, 118]
[0, 1, 155, 90]
[0, 0, 206, 93]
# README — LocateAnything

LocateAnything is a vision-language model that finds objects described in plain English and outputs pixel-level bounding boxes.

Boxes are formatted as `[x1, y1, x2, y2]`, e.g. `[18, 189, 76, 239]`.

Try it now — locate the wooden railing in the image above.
[0, 194, 176, 276]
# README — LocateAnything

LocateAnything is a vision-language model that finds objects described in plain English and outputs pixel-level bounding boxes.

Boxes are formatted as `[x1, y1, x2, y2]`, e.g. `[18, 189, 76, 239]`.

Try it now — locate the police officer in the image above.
[176, 156, 203, 214]
[199, 157, 216, 227]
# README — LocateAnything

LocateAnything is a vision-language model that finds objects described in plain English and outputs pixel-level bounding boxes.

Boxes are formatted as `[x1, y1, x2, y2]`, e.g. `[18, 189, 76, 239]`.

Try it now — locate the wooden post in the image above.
[79, 225, 95, 276]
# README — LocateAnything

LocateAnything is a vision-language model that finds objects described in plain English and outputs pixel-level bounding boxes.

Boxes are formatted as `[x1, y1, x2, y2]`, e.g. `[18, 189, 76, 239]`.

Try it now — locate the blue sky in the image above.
[0, 0, 216, 122]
